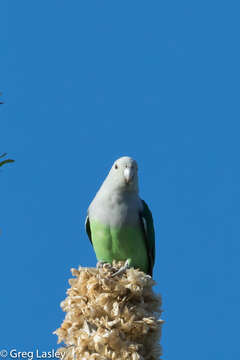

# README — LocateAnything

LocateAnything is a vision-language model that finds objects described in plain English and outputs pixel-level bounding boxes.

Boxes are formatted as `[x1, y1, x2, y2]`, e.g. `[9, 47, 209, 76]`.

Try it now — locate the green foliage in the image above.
[0, 153, 15, 167]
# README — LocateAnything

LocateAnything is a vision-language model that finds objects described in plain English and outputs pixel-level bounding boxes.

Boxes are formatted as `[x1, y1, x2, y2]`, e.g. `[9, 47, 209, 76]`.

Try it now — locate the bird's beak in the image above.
[124, 167, 134, 184]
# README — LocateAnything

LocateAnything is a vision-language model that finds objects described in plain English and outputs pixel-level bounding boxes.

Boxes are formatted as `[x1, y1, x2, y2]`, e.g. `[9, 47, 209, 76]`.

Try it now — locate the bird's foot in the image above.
[111, 259, 130, 278]
[97, 261, 110, 269]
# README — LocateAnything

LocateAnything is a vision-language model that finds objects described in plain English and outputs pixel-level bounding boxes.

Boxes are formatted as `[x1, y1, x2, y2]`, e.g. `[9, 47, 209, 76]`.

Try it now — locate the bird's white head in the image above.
[106, 156, 139, 192]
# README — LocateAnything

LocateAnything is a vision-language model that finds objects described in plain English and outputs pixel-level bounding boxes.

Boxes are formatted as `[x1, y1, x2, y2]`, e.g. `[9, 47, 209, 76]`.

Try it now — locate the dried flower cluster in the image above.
[54, 262, 163, 360]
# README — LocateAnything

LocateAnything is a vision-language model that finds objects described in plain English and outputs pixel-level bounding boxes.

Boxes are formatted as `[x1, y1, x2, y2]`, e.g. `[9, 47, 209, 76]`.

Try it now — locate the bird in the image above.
[85, 156, 155, 277]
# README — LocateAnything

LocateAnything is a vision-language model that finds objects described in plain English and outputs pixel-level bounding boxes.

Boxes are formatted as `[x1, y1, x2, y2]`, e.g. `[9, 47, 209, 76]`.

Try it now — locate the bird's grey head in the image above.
[106, 156, 139, 192]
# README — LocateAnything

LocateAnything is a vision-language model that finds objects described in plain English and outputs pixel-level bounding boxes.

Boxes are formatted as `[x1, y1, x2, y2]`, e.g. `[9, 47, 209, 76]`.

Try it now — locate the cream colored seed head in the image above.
[54, 261, 163, 360]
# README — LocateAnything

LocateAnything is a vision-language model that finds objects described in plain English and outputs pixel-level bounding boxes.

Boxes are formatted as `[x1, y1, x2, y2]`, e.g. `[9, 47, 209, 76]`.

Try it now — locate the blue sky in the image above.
[1, 1, 240, 359]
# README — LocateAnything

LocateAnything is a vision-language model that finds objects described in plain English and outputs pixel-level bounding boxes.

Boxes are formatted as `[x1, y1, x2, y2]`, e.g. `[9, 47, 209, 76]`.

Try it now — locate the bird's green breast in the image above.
[90, 219, 149, 273]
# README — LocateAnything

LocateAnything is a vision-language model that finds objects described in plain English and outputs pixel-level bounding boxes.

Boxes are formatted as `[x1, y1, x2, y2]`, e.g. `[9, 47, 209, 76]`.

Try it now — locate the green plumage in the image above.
[86, 199, 155, 276]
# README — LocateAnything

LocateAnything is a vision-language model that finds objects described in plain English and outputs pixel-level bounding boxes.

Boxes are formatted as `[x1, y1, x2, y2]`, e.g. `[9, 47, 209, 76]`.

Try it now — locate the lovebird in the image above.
[85, 156, 155, 277]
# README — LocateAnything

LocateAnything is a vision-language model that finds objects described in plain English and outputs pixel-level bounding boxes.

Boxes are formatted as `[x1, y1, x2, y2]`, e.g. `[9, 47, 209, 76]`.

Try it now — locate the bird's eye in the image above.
[115, 164, 118, 169]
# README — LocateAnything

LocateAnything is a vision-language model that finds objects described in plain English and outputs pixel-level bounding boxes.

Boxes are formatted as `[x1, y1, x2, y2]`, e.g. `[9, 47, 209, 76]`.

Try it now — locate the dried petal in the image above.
[54, 263, 163, 359]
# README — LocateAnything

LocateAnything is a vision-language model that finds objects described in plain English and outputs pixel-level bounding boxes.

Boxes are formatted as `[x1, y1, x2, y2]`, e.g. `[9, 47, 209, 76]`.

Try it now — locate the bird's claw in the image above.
[97, 261, 110, 269]
[111, 259, 130, 278]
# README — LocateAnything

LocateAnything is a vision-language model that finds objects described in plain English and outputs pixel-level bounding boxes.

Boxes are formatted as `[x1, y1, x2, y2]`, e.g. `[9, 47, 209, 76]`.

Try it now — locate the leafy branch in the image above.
[0, 153, 15, 167]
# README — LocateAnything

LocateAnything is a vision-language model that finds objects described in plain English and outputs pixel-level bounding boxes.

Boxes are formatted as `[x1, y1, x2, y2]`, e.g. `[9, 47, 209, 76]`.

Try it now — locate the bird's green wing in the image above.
[139, 199, 155, 276]
[85, 215, 92, 245]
